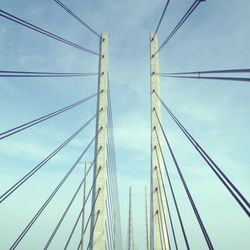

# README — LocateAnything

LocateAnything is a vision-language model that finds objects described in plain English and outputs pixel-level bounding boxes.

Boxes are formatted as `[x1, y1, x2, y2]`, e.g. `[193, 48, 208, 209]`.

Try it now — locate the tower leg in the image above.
[150, 32, 169, 250]
[90, 32, 108, 250]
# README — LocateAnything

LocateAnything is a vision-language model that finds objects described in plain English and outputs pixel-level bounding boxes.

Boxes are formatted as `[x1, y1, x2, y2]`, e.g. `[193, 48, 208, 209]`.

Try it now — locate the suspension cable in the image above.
[64, 170, 101, 249]
[155, 155, 178, 250]
[106, 177, 116, 248]
[0, 93, 98, 141]
[159, 74, 250, 83]
[154, 92, 250, 217]
[54, 0, 101, 38]
[160, 68, 250, 75]
[156, 209, 165, 250]
[152, 0, 171, 41]
[83, 187, 100, 236]
[77, 240, 82, 250]
[86, 209, 100, 249]
[9, 133, 97, 250]
[106, 149, 116, 245]
[109, 96, 123, 249]
[107, 78, 123, 249]
[155, 166, 173, 250]
[155, 111, 214, 249]
[156, 187, 168, 250]
[105, 202, 114, 250]
[83, 186, 101, 237]
[105, 181, 114, 243]
[154, 128, 190, 250]
[44, 147, 101, 249]
[75, 168, 101, 250]
[44, 171, 91, 250]
[154, 145, 169, 250]
[106, 144, 117, 247]
[106, 219, 113, 250]
[0, 9, 99, 56]
[0, 112, 98, 204]
[106, 82, 118, 249]
[0, 70, 98, 77]
[155, 0, 205, 55]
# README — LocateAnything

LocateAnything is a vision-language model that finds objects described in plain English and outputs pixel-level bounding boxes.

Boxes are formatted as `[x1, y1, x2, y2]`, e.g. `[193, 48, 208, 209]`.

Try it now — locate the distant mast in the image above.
[145, 186, 149, 250]
[128, 186, 134, 250]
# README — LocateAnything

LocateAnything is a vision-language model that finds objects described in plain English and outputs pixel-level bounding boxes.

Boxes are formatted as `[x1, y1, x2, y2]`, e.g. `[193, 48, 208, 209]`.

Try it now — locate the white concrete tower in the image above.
[150, 32, 169, 250]
[90, 32, 108, 250]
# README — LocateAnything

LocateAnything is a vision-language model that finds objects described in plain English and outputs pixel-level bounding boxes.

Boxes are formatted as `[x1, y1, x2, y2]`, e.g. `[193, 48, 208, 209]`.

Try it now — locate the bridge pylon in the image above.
[150, 32, 169, 250]
[90, 32, 108, 250]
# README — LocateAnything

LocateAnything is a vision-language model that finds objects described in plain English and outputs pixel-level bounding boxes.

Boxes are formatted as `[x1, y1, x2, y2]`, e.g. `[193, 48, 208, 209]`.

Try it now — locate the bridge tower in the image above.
[150, 33, 169, 250]
[90, 32, 108, 250]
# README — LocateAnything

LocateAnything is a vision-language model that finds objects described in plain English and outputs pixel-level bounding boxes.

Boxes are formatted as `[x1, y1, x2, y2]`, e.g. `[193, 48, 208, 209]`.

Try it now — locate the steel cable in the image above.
[154, 129, 189, 249]
[44, 146, 101, 249]
[54, 0, 101, 38]
[155, 0, 205, 55]
[9, 133, 97, 250]
[155, 153, 178, 250]
[159, 74, 250, 83]
[0, 93, 98, 140]
[0, 9, 99, 55]
[0, 70, 98, 77]
[154, 92, 250, 217]
[156, 188, 168, 250]
[87, 209, 100, 249]
[63, 171, 101, 249]
[155, 111, 214, 249]
[152, 0, 171, 41]
[160, 68, 250, 75]
[0, 113, 98, 204]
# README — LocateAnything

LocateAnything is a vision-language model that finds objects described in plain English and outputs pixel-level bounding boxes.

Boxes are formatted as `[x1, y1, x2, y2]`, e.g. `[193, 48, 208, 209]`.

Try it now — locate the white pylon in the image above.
[90, 32, 108, 250]
[150, 32, 169, 250]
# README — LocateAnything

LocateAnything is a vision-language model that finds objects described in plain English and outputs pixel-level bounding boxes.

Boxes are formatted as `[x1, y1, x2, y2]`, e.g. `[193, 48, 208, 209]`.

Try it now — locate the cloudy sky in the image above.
[0, 0, 250, 249]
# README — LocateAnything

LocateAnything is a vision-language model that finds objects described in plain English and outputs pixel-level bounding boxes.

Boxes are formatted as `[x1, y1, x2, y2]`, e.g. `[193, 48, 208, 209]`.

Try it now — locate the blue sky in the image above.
[0, 0, 250, 249]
